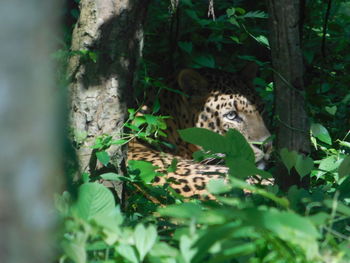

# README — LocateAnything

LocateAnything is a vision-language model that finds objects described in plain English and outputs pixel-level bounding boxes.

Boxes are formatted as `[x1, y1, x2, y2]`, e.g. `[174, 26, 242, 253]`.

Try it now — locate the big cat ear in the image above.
[177, 69, 208, 95]
[239, 62, 258, 82]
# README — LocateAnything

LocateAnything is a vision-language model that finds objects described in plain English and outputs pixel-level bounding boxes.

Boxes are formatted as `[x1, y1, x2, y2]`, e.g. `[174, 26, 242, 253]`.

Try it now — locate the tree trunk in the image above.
[68, 0, 150, 193]
[0, 0, 61, 262]
[267, 0, 310, 189]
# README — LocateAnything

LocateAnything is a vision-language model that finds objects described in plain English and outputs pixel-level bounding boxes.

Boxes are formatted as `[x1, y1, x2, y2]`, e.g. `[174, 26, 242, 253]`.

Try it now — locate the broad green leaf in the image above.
[311, 123, 332, 145]
[145, 114, 158, 125]
[149, 242, 178, 259]
[179, 128, 254, 162]
[128, 160, 162, 183]
[207, 179, 231, 194]
[325, 106, 337, 115]
[193, 55, 215, 68]
[227, 157, 268, 179]
[338, 155, 350, 177]
[226, 8, 235, 17]
[225, 129, 255, 162]
[318, 156, 339, 172]
[192, 222, 240, 263]
[116, 244, 139, 263]
[280, 148, 298, 173]
[295, 155, 314, 177]
[94, 207, 123, 235]
[73, 183, 115, 220]
[100, 172, 124, 181]
[96, 151, 110, 166]
[133, 116, 147, 127]
[178, 41, 193, 54]
[134, 224, 157, 261]
[61, 233, 87, 263]
[179, 128, 229, 154]
[230, 177, 289, 207]
[244, 208, 320, 259]
[338, 176, 350, 199]
[229, 17, 239, 27]
[308, 212, 329, 226]
[159, 203, 202, 219]
[180, 235, 197, 263]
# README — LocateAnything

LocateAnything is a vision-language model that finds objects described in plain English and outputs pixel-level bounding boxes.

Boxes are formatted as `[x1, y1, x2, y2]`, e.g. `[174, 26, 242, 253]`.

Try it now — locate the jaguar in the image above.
[128, 63, 272, 198]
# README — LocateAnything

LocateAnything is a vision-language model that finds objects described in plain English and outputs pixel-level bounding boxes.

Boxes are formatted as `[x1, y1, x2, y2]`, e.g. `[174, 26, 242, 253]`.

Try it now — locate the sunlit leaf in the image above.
[338, 155, 350, 177]
[311, 123, 332, 145]
[96, 151, 110, 166]
[73, 183, 115, 220]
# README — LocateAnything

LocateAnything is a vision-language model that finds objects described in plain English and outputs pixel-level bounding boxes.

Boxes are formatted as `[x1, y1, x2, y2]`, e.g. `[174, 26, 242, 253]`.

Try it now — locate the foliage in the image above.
[58, 127, 350, 263]
[58, 0, 350, 262]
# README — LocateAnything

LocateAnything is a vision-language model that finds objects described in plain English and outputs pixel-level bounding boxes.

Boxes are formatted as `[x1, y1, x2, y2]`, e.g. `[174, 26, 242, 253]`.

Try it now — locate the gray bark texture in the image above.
[267, 0, 310, 188]
[0, 1, 61, 262]
[68, 0, 149, 182]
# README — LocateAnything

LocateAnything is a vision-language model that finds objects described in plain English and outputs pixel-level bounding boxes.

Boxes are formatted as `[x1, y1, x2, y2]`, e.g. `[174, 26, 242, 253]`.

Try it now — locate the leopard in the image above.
[128, 63, 272, 198]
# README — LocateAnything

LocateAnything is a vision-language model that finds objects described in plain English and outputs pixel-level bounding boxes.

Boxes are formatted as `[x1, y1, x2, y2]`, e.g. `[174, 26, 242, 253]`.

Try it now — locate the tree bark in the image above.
[0, 0, 61, 262]
[267, 0, 310, 189]
[68, 0, 150, 191]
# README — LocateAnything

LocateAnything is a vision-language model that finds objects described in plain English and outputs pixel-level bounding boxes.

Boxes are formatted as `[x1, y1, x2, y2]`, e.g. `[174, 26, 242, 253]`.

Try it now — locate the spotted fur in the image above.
[128, 64, 272, 197]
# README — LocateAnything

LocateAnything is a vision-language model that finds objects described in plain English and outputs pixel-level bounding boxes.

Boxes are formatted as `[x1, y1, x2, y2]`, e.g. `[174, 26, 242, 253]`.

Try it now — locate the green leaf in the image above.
[255, 35, 270, 48]
[61, 232, 87, 263]
[133, 116, 147, 127]
[311, 123, 332, 145]
[179, 128, 228, 154]
[338, 140, 350, 148]
[244, 208, 320, 259]
[325, 106, 337, 115]
[316, 156, 340, 178]
[128, 160, 161, 183]
[338, 176, 350, 199]
[192, 222, 240, 263]
[229, 17, 239, 27]
[73, 183, 115, 220]
[96, 151, 110, 166]
[159, 203, 202, 219]
[116, 244, 139, 263]
[324, 199, 350, 216]
[242, 10, 268, 19]
[178, 41, 193, 54]
[167, 158, 178, 173]
[338, 155, 350, 177]
[295, 155, 314, 178]
[88, 51, 98, 63]
[226, 8, 235, 17]
[193, 55, 215, 68]
[180, 235, 197, 263]
[227, 157, 268, 179]
[207, 179, 231, 194]
[230, 35, 241, 44]
[111, 139, 128, 145]
[280, 148, 298, 173]
[179, 128, 254, 162]
[225, 129, 255, 162]
[149, 242, 178, 259]
[100, 172, 124, 181]
[145, 114, 158, 125]
[134, 224, 157, 261]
